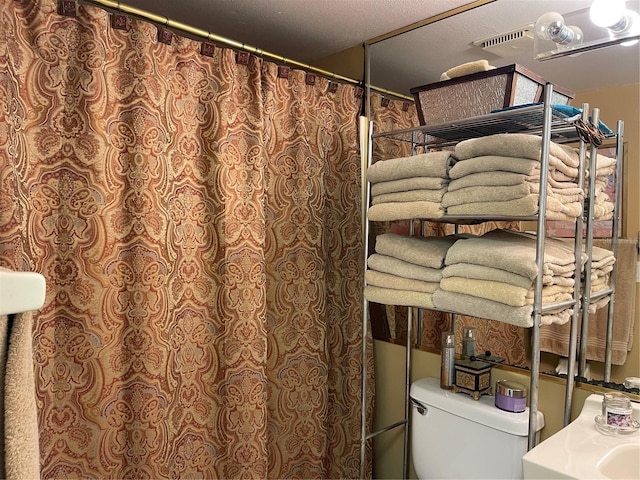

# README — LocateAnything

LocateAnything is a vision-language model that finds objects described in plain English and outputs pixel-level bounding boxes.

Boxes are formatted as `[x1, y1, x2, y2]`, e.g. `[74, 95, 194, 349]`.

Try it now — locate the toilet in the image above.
[410, 377, 545, 479]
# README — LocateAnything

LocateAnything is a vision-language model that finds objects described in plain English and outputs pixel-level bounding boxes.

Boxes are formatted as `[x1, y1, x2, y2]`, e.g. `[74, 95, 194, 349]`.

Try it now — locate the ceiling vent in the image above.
[473, 25, 534, 58]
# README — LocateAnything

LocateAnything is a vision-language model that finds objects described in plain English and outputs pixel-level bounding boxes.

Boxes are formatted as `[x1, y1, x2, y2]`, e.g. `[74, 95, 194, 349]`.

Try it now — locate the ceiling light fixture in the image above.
[534, 12, 583, 47]
[534, 1, 639, 60]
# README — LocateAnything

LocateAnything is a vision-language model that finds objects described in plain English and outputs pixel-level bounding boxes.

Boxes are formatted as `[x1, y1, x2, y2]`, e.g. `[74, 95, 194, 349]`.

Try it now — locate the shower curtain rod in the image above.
[77, 0, 414, 102]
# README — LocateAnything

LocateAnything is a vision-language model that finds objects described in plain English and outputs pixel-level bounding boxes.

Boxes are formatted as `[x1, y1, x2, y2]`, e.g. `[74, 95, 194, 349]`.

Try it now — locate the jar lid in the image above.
[495, 380, 528, 398]
[624, 376, 640, 389]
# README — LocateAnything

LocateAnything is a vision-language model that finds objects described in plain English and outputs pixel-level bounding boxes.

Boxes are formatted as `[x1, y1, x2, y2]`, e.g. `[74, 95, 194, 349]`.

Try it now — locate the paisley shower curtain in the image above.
[0, 1, 367, 478]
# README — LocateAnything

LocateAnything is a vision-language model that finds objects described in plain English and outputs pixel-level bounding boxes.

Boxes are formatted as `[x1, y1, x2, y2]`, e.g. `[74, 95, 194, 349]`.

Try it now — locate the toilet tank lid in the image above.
[410, 377, 544, 436]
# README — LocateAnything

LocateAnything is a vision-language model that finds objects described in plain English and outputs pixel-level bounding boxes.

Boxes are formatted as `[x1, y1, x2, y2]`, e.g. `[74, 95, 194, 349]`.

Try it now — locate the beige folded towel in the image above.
[455, 134, 580, 168]
[372, 188, 447, 205]
[448, 170, 581, 193]
[442, 262, 533, 288]
[589, 245, 615, 269]
[528, 182, 584, 199]
[590, 275, 611, 291]
[440, 277, 573, 308]
[540, 238, 637, 364]
[449, 156, 539, 178]
[442, 262, 573, 288]
[448, 171, 528, 191]
[524, 284, 574, 303]
[432, 289, 572, 327]
[375, 232, 459, 269]
[445, 229, 576, 280]
[367, 201, 445, 221]
[371, 177, 448, 196]
[367, 253, 443, 282]
[445, 194, 583, 221]
[449, 155, 579, 181]
[365, 270, 439, 294]
[446, 195, 539, 217]
[364, 285, 434, 309]
[367, 151, 456, 183]
[0, 312, 41, 480]
[585, 152, 616, 178]
[439, 59, 495, 81]
[442, 184, 533, 207]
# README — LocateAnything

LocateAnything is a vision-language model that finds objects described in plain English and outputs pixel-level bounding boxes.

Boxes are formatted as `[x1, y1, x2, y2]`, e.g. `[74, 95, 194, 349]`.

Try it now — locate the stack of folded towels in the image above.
[432, 229, 583, 327]
[366, 151, 456, 221]
[586, 152, 617, 220]
[442, 133, 583, 220]
[364, 232, 460, 309]
[585, 244, 615, 313]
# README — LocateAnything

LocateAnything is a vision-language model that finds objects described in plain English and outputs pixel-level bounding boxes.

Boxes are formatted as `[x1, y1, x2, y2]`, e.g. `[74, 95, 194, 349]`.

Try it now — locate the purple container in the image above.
[495, 380, 528, 413]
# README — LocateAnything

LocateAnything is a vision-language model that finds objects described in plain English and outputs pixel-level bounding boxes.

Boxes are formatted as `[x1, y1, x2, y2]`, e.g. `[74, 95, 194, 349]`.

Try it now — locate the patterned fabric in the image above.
[0, 1, 367, 478]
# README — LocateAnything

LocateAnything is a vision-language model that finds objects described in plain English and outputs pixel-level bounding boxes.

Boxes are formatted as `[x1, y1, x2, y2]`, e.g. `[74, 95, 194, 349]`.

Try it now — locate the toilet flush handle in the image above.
[410, 398, 428, 416]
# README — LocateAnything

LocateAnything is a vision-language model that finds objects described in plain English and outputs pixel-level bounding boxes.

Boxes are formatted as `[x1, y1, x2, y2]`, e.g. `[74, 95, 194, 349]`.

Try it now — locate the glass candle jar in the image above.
[602, 392, 633, 427]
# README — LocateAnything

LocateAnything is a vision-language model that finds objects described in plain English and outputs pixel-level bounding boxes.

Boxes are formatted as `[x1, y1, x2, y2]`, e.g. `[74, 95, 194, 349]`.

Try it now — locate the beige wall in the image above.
[572, 84, 639, 385]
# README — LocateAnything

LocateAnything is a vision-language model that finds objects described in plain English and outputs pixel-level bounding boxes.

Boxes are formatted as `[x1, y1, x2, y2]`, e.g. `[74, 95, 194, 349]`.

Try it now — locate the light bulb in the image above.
[567, 26, 584, 46]
[557, 25, 584, 54]
[621, 10, 640, 46]
[590, 0, 626, 28]
[535, 11, 564, 40]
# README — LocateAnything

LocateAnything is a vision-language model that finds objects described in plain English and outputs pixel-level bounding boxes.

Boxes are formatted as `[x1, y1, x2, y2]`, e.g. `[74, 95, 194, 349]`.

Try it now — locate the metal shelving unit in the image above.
[359, 85, 622, 479]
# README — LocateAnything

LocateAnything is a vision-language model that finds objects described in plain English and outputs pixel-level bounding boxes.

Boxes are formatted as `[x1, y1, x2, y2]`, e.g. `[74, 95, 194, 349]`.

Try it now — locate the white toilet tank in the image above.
[410, 377, 544, 479]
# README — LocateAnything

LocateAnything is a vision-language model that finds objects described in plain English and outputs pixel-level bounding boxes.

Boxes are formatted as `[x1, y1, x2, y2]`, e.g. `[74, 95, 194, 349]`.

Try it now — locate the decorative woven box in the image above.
[452, 359, 492, 401]
[410, 64, 574, 126]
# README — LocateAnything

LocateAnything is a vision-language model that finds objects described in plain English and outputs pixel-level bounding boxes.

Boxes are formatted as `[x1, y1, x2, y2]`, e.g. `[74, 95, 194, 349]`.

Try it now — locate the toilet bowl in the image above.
[410, 377, 544, 479]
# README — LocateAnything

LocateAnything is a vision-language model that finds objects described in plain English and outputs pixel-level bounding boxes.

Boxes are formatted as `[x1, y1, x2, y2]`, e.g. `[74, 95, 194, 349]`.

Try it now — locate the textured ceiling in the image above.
[121, 0, 475, 62]
[120, 0, 639, 95]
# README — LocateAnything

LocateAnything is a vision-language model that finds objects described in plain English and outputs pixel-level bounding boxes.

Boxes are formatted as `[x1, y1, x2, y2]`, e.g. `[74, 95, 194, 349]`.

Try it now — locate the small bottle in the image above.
[602, 392, 633, 427]
[440, 331, 455, 390]
[462, 327, 476, 358]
